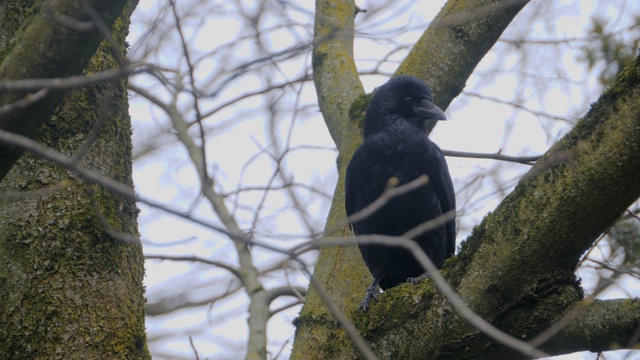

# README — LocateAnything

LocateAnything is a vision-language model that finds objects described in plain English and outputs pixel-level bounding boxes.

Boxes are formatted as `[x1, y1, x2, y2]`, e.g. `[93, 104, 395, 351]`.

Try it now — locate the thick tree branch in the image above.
[0, 0, 132, 182]
[452, 53, 640, 325]
[0, 1, 148, 357]
[312, 0, 364, 152]
[542, 299, 640, 356]
[396, 0, 530, 127]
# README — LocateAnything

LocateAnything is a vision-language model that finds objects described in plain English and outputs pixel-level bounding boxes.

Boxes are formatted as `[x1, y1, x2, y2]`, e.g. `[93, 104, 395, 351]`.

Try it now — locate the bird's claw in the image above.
[406, 272, 429, 285]
[358, 285, 379, 311]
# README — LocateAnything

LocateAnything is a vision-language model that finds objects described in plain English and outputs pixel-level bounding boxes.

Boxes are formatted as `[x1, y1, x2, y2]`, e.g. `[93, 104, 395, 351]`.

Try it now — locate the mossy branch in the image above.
[0, 0, 133, 182]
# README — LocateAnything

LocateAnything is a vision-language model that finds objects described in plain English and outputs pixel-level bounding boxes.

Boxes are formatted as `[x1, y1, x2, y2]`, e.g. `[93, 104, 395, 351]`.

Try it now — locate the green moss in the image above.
[312, 50, 327, 72]
[354, 280, 436, 335]
[0, 1, 148, 358]
[348, 92, 373, 132]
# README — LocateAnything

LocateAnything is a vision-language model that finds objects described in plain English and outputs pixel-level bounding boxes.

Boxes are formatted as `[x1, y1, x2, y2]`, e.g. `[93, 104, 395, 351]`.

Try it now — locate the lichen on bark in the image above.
[0, 1, 149, 358]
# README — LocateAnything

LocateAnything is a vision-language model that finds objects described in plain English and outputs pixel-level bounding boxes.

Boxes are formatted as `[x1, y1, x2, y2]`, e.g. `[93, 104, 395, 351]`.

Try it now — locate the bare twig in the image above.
[528, 298, 593, 347]
[82, 184, 140, 243]
[270, 300, 304, 317]
[145, 254, 242, 279]
[170, 0, 209, 183]
[0, 128, 247, 243]
[347, 175, 430, 225]
[0, 67, 134, 91]
[0, 89, 49, 115]
[464, 91, 576, 123]
[188, 335, 201, 360]
[442, 149, 541, 165]
[264, 286, 307, 305]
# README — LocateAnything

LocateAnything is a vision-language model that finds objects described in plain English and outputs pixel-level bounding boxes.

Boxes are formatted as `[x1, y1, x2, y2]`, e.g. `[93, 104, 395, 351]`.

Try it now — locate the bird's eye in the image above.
[404, 96, 412, 104]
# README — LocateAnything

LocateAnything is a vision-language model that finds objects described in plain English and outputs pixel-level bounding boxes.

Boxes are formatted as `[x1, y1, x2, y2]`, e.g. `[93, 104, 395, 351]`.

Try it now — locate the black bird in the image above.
[345, 75, 456, 310]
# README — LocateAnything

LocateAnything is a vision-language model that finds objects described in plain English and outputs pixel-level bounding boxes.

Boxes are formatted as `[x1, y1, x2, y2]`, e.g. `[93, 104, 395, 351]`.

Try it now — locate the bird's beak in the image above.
[413, 99, 447, 120]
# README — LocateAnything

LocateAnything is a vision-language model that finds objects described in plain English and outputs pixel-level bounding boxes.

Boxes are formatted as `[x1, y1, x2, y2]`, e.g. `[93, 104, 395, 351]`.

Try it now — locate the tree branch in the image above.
[442, 149, 541, 165]
[396, 0, 530, 131]
[452, 53, 640, 323]
[312, 0, 364, 151]
[542, 299, 640, 356]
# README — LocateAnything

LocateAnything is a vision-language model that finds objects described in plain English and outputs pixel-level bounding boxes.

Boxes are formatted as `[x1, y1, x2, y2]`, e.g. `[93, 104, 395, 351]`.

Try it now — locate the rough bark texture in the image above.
[542, 299, 640, 355]
[0, 1, 149, 359]
[292, 0, 640, 358]
[0, 0, 131, 181]
[290, 0, 369, 356]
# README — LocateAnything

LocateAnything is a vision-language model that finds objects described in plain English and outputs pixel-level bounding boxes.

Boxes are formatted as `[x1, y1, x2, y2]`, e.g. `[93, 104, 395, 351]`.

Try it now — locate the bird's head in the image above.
[363, 75, 446, 137]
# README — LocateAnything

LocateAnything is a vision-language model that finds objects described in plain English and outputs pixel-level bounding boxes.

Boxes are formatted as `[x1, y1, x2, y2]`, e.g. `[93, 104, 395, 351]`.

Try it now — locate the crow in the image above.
[345, 75, 456, 311]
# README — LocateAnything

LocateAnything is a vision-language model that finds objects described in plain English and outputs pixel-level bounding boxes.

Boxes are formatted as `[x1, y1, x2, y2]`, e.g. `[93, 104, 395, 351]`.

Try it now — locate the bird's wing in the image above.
[430, 142, 456, 257]
[344, 135, 386, 234]
[345, 145, 364, 227]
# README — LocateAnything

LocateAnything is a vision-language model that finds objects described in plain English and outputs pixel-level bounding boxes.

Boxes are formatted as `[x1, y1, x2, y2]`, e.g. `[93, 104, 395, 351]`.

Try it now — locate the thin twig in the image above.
[403, 209, 455, 239]
[0, 67, 134, 91]
[528, 299, 593, 347]
[464, 91, 576, 123]
[188, 335, 201, 360]
[171, 0, 209, 183]
[0, 128, 245, 243]
[144, 254, 242, 279]
[442, 149, 541, 165]
[0, 89, 49, 114]
[347, 175, 429, 225]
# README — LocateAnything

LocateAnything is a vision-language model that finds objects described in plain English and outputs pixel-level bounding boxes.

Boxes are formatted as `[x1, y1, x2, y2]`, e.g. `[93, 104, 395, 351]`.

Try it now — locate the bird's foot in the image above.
[358, 284, 380, 311]
[406, 272, 429, 285]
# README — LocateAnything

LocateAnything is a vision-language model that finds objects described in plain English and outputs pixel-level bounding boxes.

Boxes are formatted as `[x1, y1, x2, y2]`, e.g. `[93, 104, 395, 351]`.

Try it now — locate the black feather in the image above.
[345, 75, 455, 310]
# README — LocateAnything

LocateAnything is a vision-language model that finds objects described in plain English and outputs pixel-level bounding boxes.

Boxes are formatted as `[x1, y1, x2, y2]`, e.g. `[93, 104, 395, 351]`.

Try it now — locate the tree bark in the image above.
[0, 0, 132, 181]
[0, 1, 149, 359]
